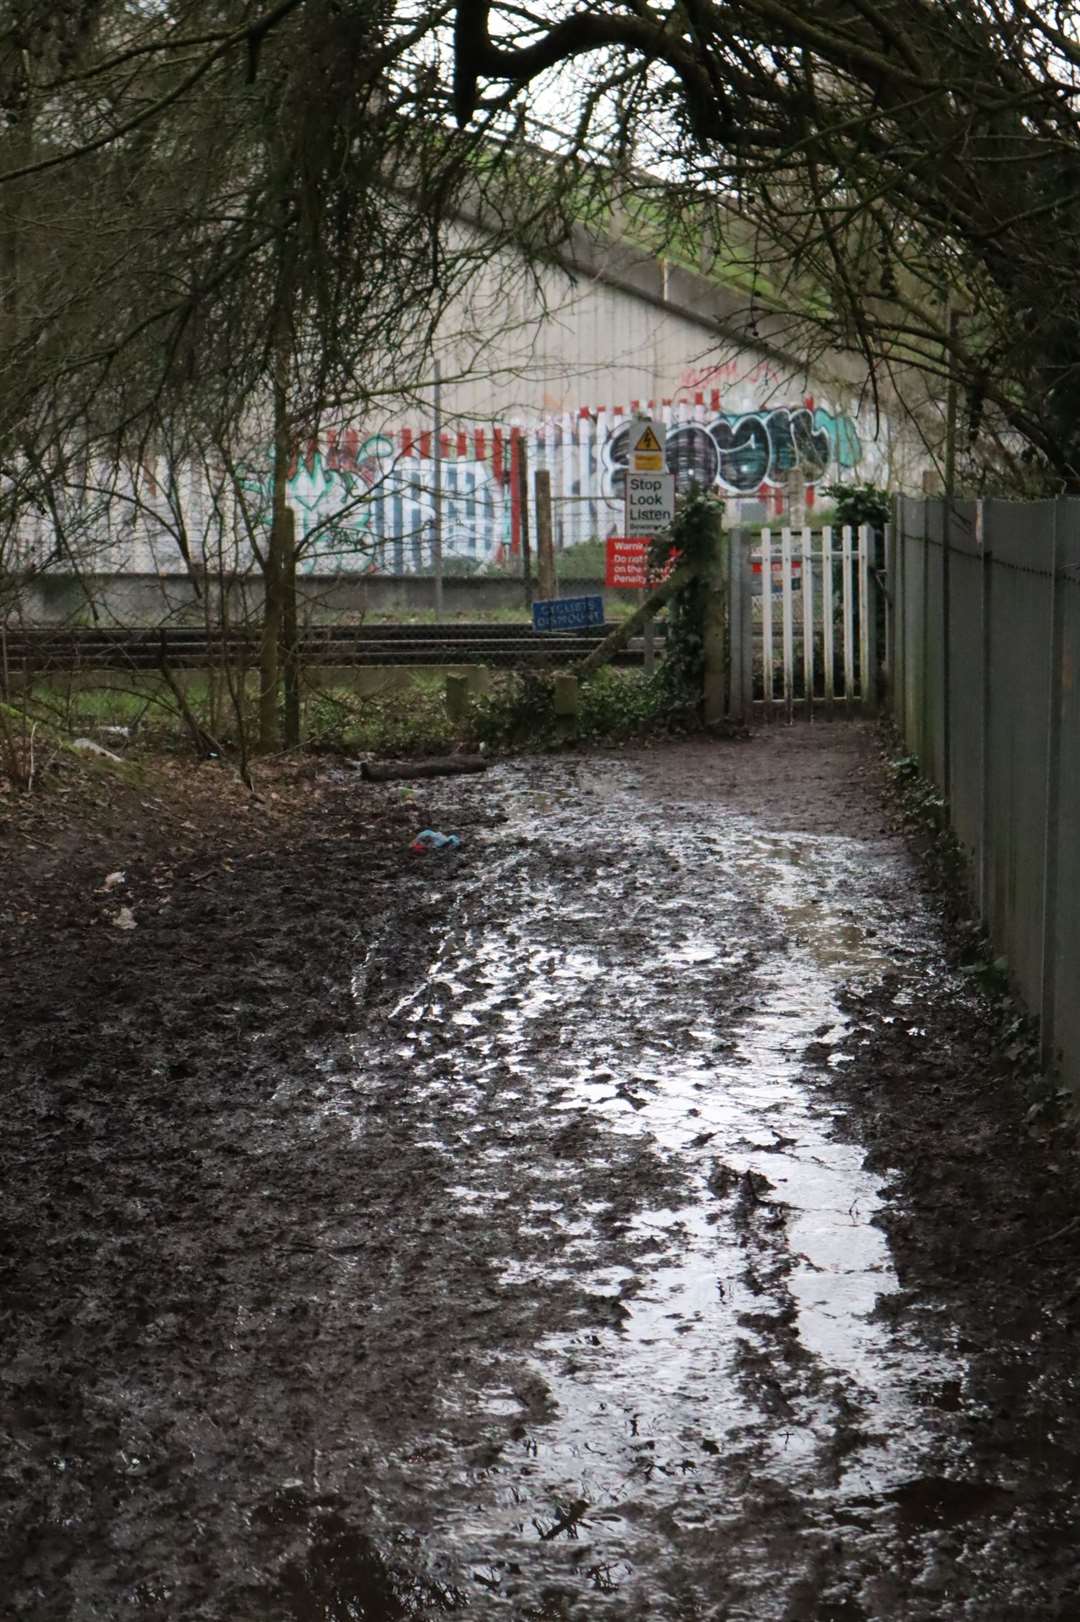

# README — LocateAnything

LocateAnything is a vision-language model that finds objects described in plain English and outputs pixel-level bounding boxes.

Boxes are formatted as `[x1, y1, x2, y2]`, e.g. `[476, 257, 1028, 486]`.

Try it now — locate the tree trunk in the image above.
[282, 506, 300, 748]
[258, 347, 291, 753]
[535, 469, 556, 599]
[516, 435, 533, 608]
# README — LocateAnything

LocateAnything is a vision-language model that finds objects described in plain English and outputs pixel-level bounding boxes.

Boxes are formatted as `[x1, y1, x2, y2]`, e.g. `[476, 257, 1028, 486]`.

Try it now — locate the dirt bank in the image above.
[3, 727, 1079, 1620]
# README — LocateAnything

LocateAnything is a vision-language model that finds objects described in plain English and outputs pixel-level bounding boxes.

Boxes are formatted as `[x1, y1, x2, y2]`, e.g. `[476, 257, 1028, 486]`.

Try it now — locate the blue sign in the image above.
[532, 596, 605, 633]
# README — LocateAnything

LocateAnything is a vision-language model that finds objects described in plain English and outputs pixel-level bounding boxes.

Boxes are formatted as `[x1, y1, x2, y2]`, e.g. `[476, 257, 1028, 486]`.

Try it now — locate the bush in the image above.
[649, 489, 725, 705]
[466, 668, 675, 751]
[305, 680, 456, 756]
[554, 538, 608, 581]
[822, 482, 891, 531]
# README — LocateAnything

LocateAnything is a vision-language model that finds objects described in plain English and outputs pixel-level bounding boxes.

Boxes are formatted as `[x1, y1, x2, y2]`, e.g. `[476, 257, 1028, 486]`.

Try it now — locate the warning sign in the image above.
[625, 471, 676, 534]
[606, 537, 678, 590]
[605, 535, 650, 590]
[629, 417, 667, 472]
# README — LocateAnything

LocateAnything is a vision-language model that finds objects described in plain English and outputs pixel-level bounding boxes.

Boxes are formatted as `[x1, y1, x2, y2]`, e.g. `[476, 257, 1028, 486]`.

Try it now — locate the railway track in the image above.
[1, 622, 661, 673]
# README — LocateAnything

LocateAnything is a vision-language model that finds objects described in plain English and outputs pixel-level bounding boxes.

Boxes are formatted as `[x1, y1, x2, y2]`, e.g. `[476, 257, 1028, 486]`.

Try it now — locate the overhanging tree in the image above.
[443, 0, 1080, 492]
[0, 0, 578, 748]
[7, 0, 1080, 730]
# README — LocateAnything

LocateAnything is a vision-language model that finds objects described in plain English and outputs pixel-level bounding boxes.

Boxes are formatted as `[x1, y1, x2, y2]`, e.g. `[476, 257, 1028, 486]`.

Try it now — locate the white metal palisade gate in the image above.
[742, 525, 878, 720]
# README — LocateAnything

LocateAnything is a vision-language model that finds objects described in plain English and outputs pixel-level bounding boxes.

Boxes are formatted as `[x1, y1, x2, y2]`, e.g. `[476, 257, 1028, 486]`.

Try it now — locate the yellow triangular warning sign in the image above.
[635, 425, 662, 452]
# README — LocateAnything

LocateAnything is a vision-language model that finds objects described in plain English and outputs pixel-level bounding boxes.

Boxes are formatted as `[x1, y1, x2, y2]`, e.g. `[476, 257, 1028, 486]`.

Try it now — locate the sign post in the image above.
[626, 421, 671, 675]
[625, 417, 675, 536]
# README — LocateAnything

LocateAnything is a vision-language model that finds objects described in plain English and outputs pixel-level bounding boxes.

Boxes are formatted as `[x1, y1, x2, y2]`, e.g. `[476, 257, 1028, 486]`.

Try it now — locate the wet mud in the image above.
[4, 727, 1080, 1620]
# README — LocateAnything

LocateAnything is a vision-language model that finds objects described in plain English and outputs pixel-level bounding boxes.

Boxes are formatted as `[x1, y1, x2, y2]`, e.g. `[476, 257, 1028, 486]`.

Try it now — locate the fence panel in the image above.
[891, 496, 1080, 1088]
[923, 504, 947, 786]
[1049, 507, 1080, 1082]
[897, 498, 927, 760]
[944, 502, 983, 874]
[983, 501, 1056, 1012]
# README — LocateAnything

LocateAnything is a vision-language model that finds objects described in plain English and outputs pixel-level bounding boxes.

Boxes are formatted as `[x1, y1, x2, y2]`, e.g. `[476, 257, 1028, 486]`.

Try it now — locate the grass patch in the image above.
[306, 677, 458, 756]
[21, 672, 461, 760]
[16, 655, 683, 766]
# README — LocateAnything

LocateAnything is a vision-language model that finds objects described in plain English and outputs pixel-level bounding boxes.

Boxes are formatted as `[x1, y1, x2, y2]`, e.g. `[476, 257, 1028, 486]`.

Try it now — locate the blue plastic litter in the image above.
[411, 829, 461, 852]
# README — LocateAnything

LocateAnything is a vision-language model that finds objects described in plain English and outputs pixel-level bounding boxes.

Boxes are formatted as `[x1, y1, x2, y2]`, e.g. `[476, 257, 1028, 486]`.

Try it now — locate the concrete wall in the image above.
[9, 571, 641, 627]
[890, 496, 1079, 1091]
[4, 229, 930, 588]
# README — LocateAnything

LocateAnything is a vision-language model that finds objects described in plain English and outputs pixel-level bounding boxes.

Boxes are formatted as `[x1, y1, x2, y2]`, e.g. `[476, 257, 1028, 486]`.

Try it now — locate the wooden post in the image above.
[553, 672, 579, 739]
[553, 674, 579, 716]
[702, 505, 727, 724]
[642, 604, 655, 674]
[517, 436, 533, 607]
[259, 413, 289, 752]
[977, 501, 992, 924]
[740, 530, 755, 719]
[535, 470, 556, 600]
[445, 672, 470, 723]
[638, 580, 655, 674]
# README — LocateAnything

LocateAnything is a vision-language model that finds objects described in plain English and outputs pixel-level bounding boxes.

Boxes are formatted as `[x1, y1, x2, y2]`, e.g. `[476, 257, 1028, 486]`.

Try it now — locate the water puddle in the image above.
[295, 757, 968, 1615]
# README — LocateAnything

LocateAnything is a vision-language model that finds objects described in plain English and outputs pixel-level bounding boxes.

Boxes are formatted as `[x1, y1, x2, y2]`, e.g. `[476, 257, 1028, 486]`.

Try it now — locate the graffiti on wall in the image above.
[21, 396, 865, 578]
[266, 439, 505, 574]
[252, 400, 864, 571]
[601, 406, 860, 501]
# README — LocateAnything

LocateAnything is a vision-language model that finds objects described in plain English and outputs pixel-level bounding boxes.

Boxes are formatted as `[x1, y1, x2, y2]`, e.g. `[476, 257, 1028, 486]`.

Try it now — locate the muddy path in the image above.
[4, 727, 1080, 1620]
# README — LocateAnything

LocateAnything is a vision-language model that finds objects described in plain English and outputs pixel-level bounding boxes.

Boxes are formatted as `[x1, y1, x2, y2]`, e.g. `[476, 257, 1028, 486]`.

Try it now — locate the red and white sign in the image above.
[606, 537, 680, 590]
[606, 535, 650, 589]
[752, 557, 803, 593]
[751, 557, 803, 576]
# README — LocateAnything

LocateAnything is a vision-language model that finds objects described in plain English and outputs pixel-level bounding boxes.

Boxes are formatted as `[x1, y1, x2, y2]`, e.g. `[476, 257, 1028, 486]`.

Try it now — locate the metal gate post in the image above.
[738, 528, 755, 723]
[882, 506, 901, 723]
[726, 527, 744, 722]
[859, 524, 878, 715]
